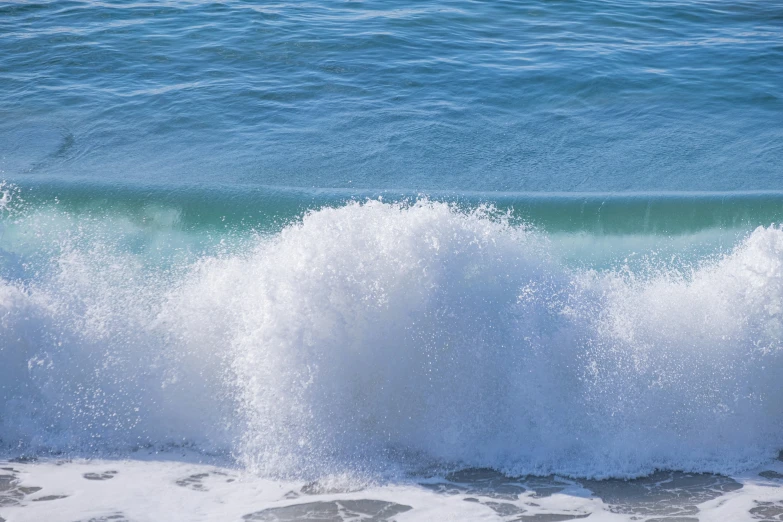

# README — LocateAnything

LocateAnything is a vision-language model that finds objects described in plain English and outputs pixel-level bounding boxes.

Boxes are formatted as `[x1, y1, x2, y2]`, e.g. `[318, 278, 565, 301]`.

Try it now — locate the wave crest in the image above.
[2, 199, 783, 478]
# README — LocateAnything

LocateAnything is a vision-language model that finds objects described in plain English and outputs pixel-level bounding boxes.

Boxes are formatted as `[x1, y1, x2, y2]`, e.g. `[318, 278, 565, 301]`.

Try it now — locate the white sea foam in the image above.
[2, 199, 783, 479]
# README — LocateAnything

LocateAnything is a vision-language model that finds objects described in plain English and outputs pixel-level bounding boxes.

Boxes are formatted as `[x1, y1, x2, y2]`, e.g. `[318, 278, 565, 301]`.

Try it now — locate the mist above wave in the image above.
[1, 198, 783, 479]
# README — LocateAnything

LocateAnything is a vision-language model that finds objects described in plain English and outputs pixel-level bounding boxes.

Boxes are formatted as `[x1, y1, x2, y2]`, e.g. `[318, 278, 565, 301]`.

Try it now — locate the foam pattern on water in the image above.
[2, 199, 783, 479]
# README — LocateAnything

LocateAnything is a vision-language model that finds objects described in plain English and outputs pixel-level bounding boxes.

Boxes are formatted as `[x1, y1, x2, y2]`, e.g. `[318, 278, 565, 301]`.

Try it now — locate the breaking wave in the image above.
[2, 194, 783, 479]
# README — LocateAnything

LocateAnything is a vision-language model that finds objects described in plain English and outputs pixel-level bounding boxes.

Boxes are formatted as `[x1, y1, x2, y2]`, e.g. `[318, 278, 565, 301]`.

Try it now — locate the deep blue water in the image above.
[1, 0, 781, 192]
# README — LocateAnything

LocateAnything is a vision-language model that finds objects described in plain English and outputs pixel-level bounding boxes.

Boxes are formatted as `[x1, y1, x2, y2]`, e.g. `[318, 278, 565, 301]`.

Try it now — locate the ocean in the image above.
[1, 0, 783, 520]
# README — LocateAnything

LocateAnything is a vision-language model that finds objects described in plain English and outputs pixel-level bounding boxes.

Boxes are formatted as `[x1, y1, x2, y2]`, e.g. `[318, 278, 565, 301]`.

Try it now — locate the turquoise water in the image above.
[3, 0, 783, 480]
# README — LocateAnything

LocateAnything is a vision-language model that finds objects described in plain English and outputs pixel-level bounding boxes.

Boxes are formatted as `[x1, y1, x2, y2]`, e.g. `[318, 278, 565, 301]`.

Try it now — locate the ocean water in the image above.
[2, 0, 783, 520]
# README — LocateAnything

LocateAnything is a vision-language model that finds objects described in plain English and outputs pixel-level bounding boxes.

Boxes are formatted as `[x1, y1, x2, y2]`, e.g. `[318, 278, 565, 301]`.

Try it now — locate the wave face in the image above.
[2, 191, 783, 478]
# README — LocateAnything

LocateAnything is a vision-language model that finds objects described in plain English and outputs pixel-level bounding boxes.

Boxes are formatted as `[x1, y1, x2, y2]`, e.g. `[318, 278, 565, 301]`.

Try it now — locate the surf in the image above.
[2, 191, 783, 480]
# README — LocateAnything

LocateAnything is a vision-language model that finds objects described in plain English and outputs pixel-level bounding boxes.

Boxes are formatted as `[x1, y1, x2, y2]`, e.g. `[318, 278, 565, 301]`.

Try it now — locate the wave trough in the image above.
[2, 197, 783, 479]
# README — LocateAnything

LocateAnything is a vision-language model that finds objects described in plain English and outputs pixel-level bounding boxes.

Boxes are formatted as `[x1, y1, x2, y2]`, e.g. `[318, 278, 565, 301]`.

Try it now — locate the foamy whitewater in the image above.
[3, 186, 783, 477]
[5, 187, 783, 520]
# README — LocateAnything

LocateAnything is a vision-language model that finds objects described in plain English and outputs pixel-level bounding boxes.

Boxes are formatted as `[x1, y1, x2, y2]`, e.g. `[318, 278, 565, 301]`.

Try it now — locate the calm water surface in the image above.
[1, 0, 781, 192]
